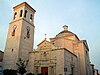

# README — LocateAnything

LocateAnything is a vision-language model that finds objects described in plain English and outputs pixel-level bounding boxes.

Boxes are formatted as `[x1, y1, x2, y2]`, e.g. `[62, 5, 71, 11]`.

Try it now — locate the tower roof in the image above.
[13, 2, 36, 12]
[57, 30, 74, 35]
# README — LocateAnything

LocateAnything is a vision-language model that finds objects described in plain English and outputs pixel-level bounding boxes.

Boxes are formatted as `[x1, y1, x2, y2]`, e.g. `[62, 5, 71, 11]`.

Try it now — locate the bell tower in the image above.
[3, 2, 36, 69]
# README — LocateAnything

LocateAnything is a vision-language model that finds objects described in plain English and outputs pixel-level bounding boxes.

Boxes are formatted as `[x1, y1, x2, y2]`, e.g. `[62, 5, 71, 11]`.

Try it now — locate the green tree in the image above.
[16, 58, 29, 75]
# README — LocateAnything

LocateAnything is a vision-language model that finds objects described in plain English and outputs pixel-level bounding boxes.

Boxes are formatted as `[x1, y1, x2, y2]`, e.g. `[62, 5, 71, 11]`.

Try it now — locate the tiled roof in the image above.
[56, 30, 75, 37]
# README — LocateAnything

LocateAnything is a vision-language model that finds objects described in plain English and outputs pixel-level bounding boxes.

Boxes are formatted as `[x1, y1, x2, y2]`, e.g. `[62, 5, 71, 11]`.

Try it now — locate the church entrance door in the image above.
[41, 67, 48, 75]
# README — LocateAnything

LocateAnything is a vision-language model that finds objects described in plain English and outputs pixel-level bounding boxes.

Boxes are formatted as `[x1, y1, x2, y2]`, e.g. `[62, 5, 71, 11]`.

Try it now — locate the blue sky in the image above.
[0, 0, 100, 70]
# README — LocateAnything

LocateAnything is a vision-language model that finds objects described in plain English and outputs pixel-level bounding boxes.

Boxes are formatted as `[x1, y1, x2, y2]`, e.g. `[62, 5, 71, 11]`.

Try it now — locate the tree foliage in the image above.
[16, 58, 29, 75]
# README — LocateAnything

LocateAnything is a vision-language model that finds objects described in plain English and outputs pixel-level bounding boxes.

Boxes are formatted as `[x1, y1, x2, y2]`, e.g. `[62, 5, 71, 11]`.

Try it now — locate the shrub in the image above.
[3, 69, 17, 75]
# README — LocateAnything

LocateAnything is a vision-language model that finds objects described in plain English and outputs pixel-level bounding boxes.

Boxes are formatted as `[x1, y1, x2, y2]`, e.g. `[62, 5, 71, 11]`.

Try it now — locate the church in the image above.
[3, 2, 93, 75]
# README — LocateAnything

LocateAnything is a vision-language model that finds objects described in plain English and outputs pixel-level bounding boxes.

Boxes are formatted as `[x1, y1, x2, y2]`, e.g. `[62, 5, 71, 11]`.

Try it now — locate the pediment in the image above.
[37, 39, 55, 50]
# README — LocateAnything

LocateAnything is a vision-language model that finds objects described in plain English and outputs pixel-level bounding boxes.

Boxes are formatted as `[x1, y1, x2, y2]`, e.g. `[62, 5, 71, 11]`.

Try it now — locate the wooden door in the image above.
[41, 67, 48, 75]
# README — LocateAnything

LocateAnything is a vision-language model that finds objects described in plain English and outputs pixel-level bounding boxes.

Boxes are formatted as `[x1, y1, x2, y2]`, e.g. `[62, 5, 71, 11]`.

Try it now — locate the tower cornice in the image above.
[13, 2, 36, 13]
[10, 18, 35, 27]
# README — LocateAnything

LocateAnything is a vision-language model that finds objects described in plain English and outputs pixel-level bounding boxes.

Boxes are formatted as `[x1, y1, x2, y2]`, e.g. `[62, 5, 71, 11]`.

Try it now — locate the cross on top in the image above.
[45, 33, 47, 39]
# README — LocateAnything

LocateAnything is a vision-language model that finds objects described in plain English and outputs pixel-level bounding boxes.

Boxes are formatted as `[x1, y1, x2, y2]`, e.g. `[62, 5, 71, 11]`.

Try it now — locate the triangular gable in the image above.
[37, 39, 47, 46]
[37, 39, 55, 50]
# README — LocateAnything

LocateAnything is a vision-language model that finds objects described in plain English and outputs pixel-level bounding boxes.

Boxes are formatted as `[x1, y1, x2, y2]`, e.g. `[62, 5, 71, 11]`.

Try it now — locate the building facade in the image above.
[0, 50, 4, 67]
[28, 39, 78, 75]
[3, 2, 92, 75]
[28, 25, 92, 75]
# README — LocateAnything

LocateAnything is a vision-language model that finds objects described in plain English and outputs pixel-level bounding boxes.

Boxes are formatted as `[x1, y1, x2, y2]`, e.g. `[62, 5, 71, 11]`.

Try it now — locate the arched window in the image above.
[13, 12, 17, 19]
[20, 10, 23, 17]
[12, 30, 15, 36]
[24, 10, 27, 18]
[12, 25, 17, 36]
[30, 14, 33, 22]
[26, 26, 30, 38]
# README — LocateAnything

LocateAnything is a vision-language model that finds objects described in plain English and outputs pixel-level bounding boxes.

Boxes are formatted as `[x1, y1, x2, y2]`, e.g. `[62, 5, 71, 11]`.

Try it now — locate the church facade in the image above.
[3, 2, 93, 75]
